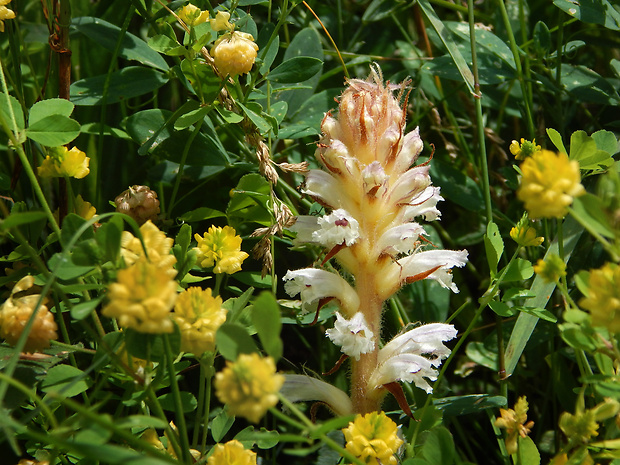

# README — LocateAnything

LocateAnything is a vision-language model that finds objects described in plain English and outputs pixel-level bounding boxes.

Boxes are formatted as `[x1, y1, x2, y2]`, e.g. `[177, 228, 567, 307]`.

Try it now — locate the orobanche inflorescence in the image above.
[283, 65, 468, 413]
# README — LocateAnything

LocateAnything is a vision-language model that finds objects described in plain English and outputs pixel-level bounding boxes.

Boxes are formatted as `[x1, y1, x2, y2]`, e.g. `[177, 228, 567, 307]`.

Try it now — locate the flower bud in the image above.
[211, 31, 258, 77]
[114, 185, 160, 225]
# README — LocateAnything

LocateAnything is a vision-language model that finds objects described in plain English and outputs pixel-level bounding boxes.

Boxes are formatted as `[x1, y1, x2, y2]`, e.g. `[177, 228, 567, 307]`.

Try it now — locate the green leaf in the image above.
[148, 34, 187, 56]
[569, 130, 614, 173]
[553, 0, 620, 30]
[96, 216, 123, 264]
[40, 364, 91, 397]
[434, 394, 506, 416]
[417, 2, 475, 93]
[157, 392, 197, 413]
[72, 16, 170, 71]
[180, 58, 222, 104]
[211, 409, 235, 442]
[560, 64, 620, 106]
[174, 105, 211, 130]
[546, 128, 567, 154]
[571, 194, 615, 238]
[237, 102, 272, 135]
[484, 222, 503, 276]
[235, 426, 280, 449]
[29, 98, 75, 123]
[123, 109, 229, 166]
[48, 253, 95, 280]
[518, 436, 540, 465]
[70, 67, 169, 106]
[488, 301, 517, 317]
[518, 306, 557, 323]
[26, 115, 81, 146]
[418, 426, 455, 465]
[0, 92, 25, 130]
[71, 296, 104, 321]
[266, 57, 323, 83]
[214, 105, 244, 124]
[251, 292, 283, 362]
[178, 207, 226, 222]
[501, 258, 534, 282]
[465, 341, 497, 371]
[216, 323, 258, 361]
[362, 0, 407, 22]
[114, 415, 169, 430]
[124, 326, 182, 363]
[257, 23, 279, 75]
[0, 212, 47, 231]
[430, 159, 484, 211]
[592, 130, 619, 155]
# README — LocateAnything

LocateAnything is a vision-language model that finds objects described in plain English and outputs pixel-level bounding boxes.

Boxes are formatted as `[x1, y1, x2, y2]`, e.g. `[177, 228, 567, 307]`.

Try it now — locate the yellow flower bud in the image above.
[510, 138, 541, 161]
[342, 411, 403, 465]
[495, 396, 534, 455]
[510, 215, 543, 247]
[0, 0, 16, 33]
[209, 11, 233, 32]
[177, 3, 208, 26]
[38, 146, 90, 179]
[533, 255, 566, 283]
[211, 31, 258, 77]
[214, 353, 284, 423]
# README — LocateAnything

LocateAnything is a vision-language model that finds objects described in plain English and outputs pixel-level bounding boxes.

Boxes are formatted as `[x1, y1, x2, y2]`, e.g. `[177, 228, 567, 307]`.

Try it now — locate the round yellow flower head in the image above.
[214, 352, 284, 423]
[207, 440, 257, 465]
[0, 276, 58, 353]
[209, 10, 233, 32]
[0, 0, 16, 33]
[517, 150, 585, 219]
[211, 31, 259, 77]
[120, 220, 177, 277]
[495, 396, 534, 455]
[510, 138, 541, 161]
[38, 146, 90, 179]
[177, 3, 208, 26]
[102, 258, 178, 333]
[510, 215, 544, 247]
[533, 255, 566, 283]
[115, 185, 161, 225]
[580, 263, 620, 333]
[342, 411, 403, 465]
[172, 287, 226, 356]
[194, 225, 249, 274]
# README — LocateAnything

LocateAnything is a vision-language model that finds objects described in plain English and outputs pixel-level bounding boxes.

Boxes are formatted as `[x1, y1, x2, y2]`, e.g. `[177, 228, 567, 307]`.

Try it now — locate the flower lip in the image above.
[325, 312, 375, 360]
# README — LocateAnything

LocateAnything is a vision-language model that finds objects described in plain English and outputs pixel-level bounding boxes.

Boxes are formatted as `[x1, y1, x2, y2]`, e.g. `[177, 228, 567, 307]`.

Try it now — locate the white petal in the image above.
[393, 127, 424, 173]
[402, 186, 443, 222]
[362, 161, 389, 198]
[326, 312, 375, 360]
[302, 170, 343, 210]
[388, 165, 431, 206]
[378, 323, 458, 365]
[376, 223, 427, 256]
[289, 216, 320, 245]
[314, 209, 360, 247]
[283, 268, 360, 315]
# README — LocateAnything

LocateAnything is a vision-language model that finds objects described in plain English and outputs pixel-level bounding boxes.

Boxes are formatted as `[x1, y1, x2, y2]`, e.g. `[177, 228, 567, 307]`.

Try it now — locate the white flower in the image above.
[291, 209, 360, 248]
[402, 186, 443, 222]
[377, 249, 469, 299]
[302, 170, 343, 210]
[283, 269, 360, 315]
[368, 323, 457, 394]
[362, 161, 389, 198]
[393, 127, 424, 173]
[388, 165, 431, 206]
[376, 223, 426, 257]
[326, 312, 375, 360]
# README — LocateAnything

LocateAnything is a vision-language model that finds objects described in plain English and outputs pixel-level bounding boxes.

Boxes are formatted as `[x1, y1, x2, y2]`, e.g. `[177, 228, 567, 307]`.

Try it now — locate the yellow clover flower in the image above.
[172, 287, 226, 356]
[516, 150, 585, 219]
[495, 396, 534, 455]
[102, 258, 177, 333]
[510, 138, 541, 161]
[177, 3, 209, 26]
[207, 440, 257, 465]
[0, 276, 58, 353]
[0, 0, 16, 33]
[533, 255, 566, 283]
[214, 352, 284, 423]
[120, 220, 177, 277]
[209, 10, 233, 32]
[510, 215, 543, 247]
[38, 146, 90, 179]
[194, 225, 249, 274]
[342, 411, 403, 465]
[211, 31, 259, 77]
[580, 263, 620, 333]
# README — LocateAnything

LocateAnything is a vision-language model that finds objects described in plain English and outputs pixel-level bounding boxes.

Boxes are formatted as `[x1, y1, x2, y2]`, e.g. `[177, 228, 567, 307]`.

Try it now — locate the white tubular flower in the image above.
[302, 170, 344, 210]
[280, 374, 353, 416]
[393, 127, 424, 173]
[362, 161, 389, 198]
[402, 186, 444, 222]
[291, 209, 360, 249]
[326, 312, 375, 360]
[283, 269, 360, 315]
[377, 223, 426, 257]
[368, 323, 457, 394]
[388, 165, 431, 206]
